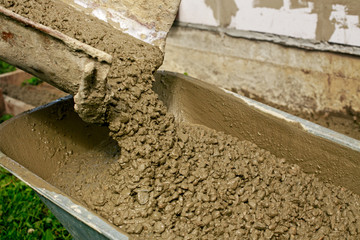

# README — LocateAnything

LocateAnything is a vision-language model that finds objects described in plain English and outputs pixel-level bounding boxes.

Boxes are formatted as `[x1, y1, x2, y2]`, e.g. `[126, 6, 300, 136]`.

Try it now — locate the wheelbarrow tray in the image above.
[0, 71, 359, 239]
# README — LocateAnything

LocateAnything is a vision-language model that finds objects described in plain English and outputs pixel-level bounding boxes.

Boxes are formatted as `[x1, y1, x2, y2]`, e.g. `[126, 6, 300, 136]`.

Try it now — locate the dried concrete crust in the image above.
[1, 0, 360, 239]
[0, 0, 163, 125]
[59, 0, 181, 50]
[0, 5, 113, 123]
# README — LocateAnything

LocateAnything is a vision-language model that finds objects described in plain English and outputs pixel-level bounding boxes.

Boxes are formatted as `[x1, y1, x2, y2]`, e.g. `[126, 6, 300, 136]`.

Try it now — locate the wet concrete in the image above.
[1, 0, 360, 239]
[1, 75, 360, 239]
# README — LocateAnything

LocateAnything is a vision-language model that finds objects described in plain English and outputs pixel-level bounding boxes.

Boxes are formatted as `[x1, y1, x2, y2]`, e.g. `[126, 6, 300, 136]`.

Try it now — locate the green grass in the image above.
[0, 60, 43, 86]
[0, 61, 16, 74]
[1, 61, 70, 238]
[22, 77, 43, 86]
[0, 117, 72, 239]
[0, 168, 72, 239]
[0, 114, 13, 124]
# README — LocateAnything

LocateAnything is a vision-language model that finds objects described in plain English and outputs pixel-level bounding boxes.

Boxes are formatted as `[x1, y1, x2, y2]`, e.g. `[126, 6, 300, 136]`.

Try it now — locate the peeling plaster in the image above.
[205, 0, 239, 27]
[177, 0, 360, 47]
[253, 0, 360, 43]
[312, 1, 335, 41]
[253, 0, 283, 9]
[289, 0, 308, 9]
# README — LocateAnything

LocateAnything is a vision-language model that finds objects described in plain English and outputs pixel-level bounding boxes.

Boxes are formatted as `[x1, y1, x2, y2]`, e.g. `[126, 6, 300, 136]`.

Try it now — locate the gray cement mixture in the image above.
[1, 0, 360, 239]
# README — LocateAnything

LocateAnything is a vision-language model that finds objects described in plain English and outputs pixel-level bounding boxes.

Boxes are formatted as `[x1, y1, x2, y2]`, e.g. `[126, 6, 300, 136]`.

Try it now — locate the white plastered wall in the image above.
[177, 0, 360, 47]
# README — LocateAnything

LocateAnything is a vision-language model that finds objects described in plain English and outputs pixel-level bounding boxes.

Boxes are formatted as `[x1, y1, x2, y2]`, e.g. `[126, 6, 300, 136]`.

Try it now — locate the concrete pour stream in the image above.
[1, 0, 359, 239]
